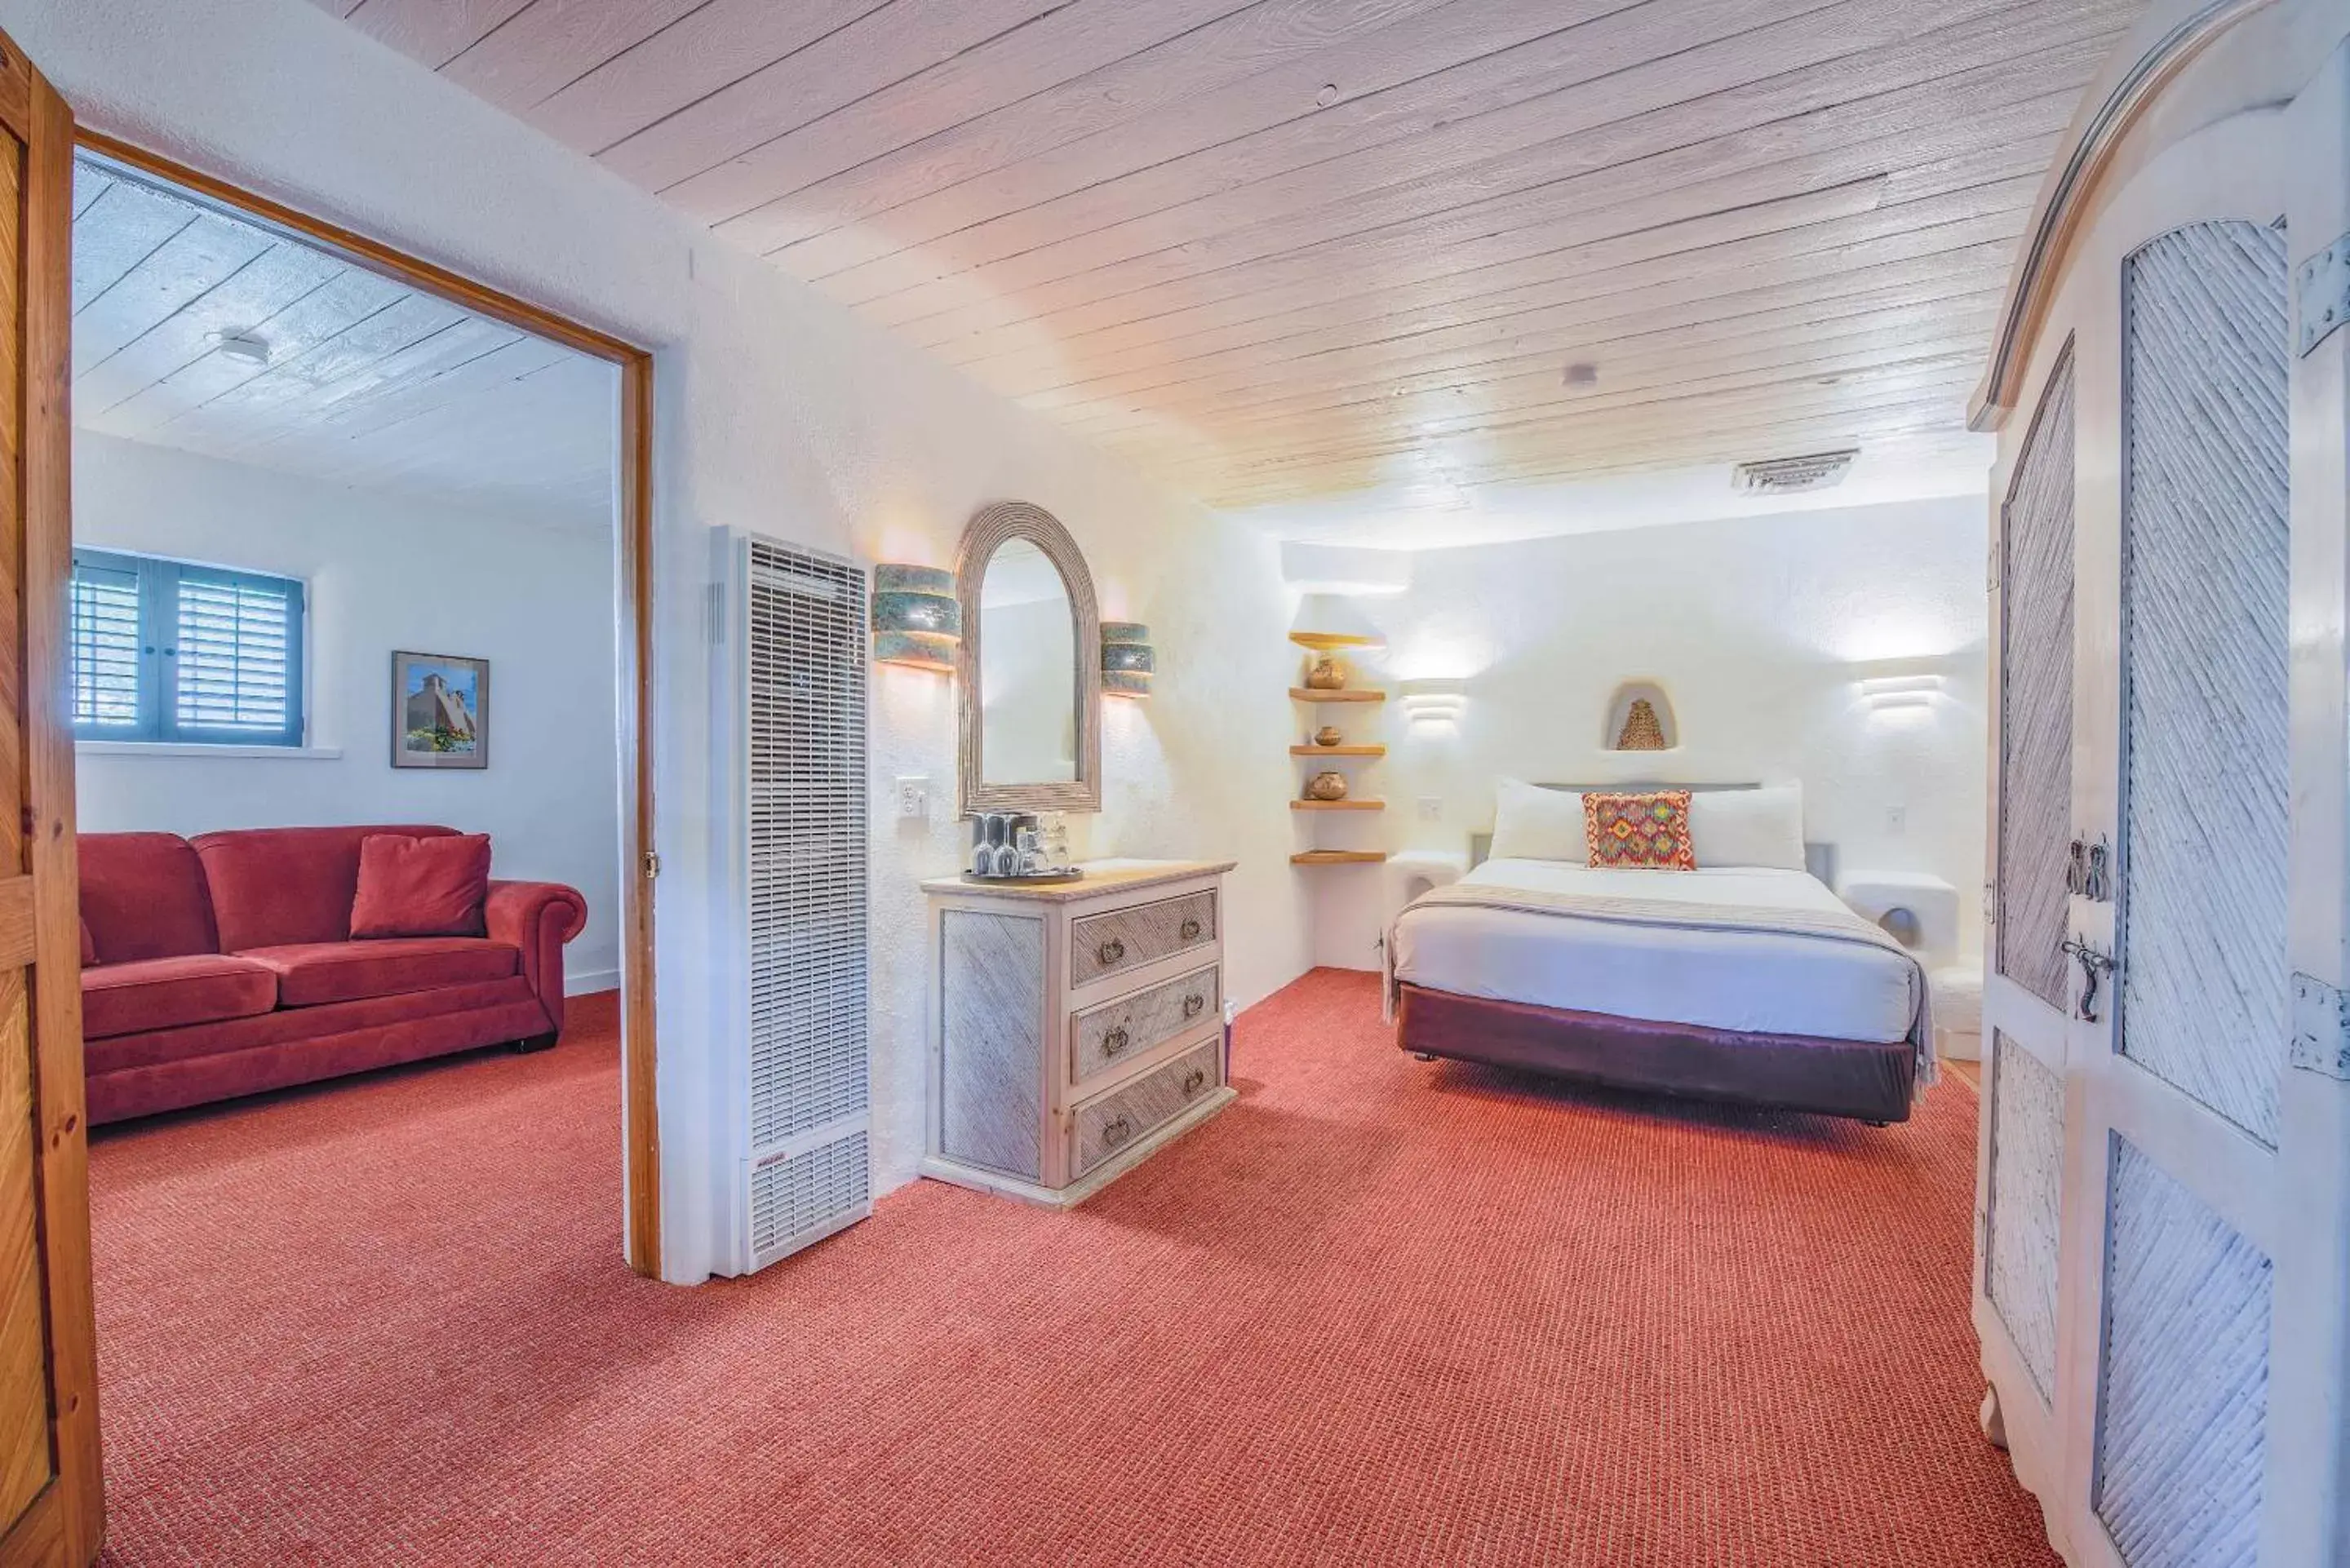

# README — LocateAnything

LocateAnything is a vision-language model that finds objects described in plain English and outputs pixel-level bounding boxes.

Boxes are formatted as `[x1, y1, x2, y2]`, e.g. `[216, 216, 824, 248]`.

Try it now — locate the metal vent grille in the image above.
[750, 1130, 870, 1260]
[747, 540, 870, 1152]
[1731, 449, 1858, 494]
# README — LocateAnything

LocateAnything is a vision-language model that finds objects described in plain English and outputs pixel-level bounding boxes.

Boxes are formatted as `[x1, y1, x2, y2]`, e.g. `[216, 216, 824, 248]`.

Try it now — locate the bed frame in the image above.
[1405, 782, 1912, 1124]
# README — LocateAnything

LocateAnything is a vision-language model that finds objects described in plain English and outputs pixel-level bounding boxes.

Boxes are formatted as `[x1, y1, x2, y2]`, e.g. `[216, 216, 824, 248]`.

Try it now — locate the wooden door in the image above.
[0, 24, 98, 1568]
[1975, 7, 2350, 1561]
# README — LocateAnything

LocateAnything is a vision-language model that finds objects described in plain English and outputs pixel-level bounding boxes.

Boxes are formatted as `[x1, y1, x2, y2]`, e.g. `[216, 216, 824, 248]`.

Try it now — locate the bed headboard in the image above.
[1468, 782, 1838, 886]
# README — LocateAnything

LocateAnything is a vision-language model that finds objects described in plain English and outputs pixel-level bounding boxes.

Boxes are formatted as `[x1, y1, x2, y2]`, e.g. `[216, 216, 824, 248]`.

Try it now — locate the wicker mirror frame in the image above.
[956, 499, 1102, 816]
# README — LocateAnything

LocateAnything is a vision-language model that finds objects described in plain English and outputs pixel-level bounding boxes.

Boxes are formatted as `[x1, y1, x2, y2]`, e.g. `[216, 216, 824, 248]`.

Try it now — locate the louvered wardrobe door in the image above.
[1976, 340, 2077, 1450]
[1996, 346, 2077, 1013]
[2082, 217, 2292, 1568]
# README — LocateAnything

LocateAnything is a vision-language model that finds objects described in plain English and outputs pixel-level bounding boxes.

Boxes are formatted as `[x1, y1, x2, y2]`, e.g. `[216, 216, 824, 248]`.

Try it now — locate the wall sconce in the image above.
[872, 565, 959, 673]
[1858, 674, 1945, 712]
[1102, 622, 1154, 698]
[1399, 676, 1467, 725]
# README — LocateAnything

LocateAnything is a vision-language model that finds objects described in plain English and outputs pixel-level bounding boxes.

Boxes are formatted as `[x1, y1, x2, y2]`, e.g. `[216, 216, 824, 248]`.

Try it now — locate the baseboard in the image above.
[565, 968, 620, 997]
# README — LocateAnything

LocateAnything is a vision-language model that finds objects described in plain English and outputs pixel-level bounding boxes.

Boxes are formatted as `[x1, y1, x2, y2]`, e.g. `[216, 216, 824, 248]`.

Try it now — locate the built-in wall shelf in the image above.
[1292, 799, 1383, 812]
[1288, 744, 1386, 757]
[1288, 631, 1381, 651]
[1288, 688, 1386, 703]
[1290, 850, 1389, 866]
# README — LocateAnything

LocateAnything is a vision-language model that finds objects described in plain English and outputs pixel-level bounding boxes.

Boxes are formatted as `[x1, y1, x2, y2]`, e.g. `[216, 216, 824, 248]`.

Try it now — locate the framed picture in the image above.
[392, 650, 490, 770]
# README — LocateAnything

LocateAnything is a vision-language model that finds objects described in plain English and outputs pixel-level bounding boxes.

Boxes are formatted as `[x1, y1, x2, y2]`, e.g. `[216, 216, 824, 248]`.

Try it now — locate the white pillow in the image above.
[1488, 779, 1586, 862]
[1688, 785, 1807, 871]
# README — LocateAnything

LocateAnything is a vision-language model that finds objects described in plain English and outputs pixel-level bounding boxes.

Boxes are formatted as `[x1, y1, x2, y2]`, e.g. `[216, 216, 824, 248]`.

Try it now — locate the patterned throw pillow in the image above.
[1583, 790, 1697, 871]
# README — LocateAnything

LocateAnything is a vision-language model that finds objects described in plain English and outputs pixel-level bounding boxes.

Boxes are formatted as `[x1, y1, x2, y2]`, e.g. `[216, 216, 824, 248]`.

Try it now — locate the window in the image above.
[70, 548, 306, 746]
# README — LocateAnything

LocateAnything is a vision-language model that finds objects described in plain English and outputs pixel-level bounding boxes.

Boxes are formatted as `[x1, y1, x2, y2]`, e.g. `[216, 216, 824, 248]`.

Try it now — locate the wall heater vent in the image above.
[722, 534, 872, 1273]
[1731, 449, 1858, 494]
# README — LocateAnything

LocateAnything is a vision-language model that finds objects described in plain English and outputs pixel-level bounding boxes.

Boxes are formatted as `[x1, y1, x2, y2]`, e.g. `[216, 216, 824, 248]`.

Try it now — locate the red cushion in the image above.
[237, 938, 518, 1008]
[79, 833, 218, 962]
[193, 825, 457, 951]
[82, 954, 277, 1041]
[79, 918, 95, 968]
[352, 834, 491, 938]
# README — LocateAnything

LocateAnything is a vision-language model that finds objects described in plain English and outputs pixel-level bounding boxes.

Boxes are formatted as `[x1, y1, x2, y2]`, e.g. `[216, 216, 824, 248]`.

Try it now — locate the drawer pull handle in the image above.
[1102, 1026, 1130, 1056]
[1182, 994, 1205, 1019]
[1179, 917, 1203, 941]
[1097, 937, 1126, 966]
[1182, 1069, 1207, 1096]
[1102, 1115, 1135, 1148]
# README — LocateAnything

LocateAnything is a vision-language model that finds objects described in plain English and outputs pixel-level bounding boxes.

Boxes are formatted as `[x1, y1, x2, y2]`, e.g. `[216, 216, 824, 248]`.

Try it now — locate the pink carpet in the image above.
[90, 970, 2054, 1566]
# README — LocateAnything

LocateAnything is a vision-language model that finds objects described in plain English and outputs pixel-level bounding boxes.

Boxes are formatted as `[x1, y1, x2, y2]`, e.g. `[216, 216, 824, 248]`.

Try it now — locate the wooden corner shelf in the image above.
[1291, 799, 1384, 812]
[1289, 744, 1386, 757]
[1290, 850, 1389, 866]
[1288, 688, 1386, 703]
[1289, 631, 1382, 651]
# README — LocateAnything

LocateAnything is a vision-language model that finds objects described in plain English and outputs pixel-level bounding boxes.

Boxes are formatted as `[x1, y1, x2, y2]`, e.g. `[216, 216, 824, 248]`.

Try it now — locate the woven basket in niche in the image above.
[1616, 698, 1668, 751]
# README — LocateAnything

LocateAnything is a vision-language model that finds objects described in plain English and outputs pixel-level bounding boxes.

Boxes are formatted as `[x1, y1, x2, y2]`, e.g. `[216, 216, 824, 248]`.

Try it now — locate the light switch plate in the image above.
[894, 776, 930, 820]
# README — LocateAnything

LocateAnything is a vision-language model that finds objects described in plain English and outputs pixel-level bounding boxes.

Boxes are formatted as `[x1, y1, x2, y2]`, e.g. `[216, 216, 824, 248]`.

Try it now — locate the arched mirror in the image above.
[956, 500, 1101, 815]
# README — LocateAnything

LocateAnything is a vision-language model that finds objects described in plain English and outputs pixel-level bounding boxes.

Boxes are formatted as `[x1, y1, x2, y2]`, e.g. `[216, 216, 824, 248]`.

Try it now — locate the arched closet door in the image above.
[1975, 3, 2350, 1563]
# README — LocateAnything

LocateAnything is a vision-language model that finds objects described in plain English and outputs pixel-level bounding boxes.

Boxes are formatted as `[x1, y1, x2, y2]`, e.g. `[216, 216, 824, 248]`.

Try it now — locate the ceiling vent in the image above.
[1731, 449, 1857, 495]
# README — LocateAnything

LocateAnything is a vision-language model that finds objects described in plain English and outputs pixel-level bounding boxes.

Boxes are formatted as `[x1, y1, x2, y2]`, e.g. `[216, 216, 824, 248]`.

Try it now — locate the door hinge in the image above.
[2291, 972, 2350, 1079]
[2296, 233, 2350, 357]
[641, 850, 661, 879]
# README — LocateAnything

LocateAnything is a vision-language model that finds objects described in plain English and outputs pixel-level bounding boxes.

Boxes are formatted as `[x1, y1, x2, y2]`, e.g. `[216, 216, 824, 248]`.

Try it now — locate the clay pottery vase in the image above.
[1313, 725, 1344, 747]
[1305, 655, 1349, 690]
[1304, 770, 1350, 803]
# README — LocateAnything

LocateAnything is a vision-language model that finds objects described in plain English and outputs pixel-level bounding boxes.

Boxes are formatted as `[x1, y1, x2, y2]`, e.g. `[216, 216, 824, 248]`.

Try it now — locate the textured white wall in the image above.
[1297, 496, 1991, 970]
[72, 432, 624, 991]
[17, 0, 1311, 1279]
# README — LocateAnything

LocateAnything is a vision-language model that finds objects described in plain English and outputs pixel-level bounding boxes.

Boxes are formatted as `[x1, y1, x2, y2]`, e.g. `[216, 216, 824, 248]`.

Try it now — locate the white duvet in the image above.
[1390, 858, 1920, 1045]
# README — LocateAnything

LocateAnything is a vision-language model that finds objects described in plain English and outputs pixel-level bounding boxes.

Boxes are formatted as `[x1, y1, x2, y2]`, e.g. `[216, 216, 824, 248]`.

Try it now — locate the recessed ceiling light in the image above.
[1563, 361, 1599, 388]
[211, 330, 273, 365]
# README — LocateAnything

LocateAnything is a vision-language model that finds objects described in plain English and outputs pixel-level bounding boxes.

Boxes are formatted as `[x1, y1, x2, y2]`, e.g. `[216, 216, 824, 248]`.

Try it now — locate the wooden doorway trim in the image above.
[74, 131, 664, 1278]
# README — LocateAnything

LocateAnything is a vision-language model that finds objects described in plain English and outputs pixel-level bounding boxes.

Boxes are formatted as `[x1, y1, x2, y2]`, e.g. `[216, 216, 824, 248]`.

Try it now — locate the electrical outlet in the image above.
[1886, 804, 1907, 835]
[895, 776, 930, 820]
[1417, 796, 1443, 822]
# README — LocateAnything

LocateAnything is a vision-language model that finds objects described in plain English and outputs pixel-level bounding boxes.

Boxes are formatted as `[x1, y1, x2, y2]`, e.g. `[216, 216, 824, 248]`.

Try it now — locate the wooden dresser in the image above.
[921, 859, 1238, 1205]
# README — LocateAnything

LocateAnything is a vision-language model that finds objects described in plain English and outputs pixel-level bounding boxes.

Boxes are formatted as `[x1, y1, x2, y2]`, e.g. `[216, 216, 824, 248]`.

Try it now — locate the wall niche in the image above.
[1602, 682, 1678, 751]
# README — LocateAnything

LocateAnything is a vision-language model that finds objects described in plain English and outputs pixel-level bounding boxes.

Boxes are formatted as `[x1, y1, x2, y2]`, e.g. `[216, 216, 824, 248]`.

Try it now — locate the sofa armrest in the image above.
[486, 879, 588, 1034]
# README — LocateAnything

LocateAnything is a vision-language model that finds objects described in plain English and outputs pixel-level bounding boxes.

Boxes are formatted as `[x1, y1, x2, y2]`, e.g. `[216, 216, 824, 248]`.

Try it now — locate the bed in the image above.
[1387, 782, 1933, 1124]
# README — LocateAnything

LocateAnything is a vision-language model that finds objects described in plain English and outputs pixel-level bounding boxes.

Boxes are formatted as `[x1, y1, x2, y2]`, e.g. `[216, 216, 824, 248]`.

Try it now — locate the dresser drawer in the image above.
[1071, 963, 1220, 1085]
[1070, 889, 1217, 984]
[1071, 1039, 1222, 1177]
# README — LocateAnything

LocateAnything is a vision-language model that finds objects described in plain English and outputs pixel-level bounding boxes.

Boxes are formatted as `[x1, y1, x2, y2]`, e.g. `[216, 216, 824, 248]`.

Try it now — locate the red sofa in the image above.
[79, 825, 587, 1125]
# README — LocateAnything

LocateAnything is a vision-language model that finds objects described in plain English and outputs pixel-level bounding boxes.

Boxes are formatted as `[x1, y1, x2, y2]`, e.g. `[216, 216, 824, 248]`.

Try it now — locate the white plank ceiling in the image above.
[326, 0, 2143, 514]
[72, 155, 617, 529]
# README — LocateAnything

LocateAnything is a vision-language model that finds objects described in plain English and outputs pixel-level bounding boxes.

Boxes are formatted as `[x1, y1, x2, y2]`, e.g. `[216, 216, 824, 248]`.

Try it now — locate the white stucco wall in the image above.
[1292, 496, 1992, 972]
[14, 0, 1312, 1281]
[72, 431, 626, 993]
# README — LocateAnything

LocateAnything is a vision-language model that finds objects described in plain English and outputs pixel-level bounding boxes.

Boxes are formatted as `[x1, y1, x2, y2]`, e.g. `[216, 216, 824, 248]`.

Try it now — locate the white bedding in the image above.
[1390, 858, 1920, 1045]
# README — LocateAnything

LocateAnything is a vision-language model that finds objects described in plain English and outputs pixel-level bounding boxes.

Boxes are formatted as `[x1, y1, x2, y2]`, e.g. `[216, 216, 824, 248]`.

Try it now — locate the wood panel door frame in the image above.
[0, 30, 103, 1566]
[73, 132, 665, 1281]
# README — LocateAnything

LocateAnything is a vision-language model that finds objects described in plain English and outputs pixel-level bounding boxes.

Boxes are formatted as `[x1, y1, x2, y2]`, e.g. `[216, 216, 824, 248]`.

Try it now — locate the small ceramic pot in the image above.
[1313, 725, 1344, 747]
[1305, 655, 1349, 690]
[1304, 770, 1350, 802]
